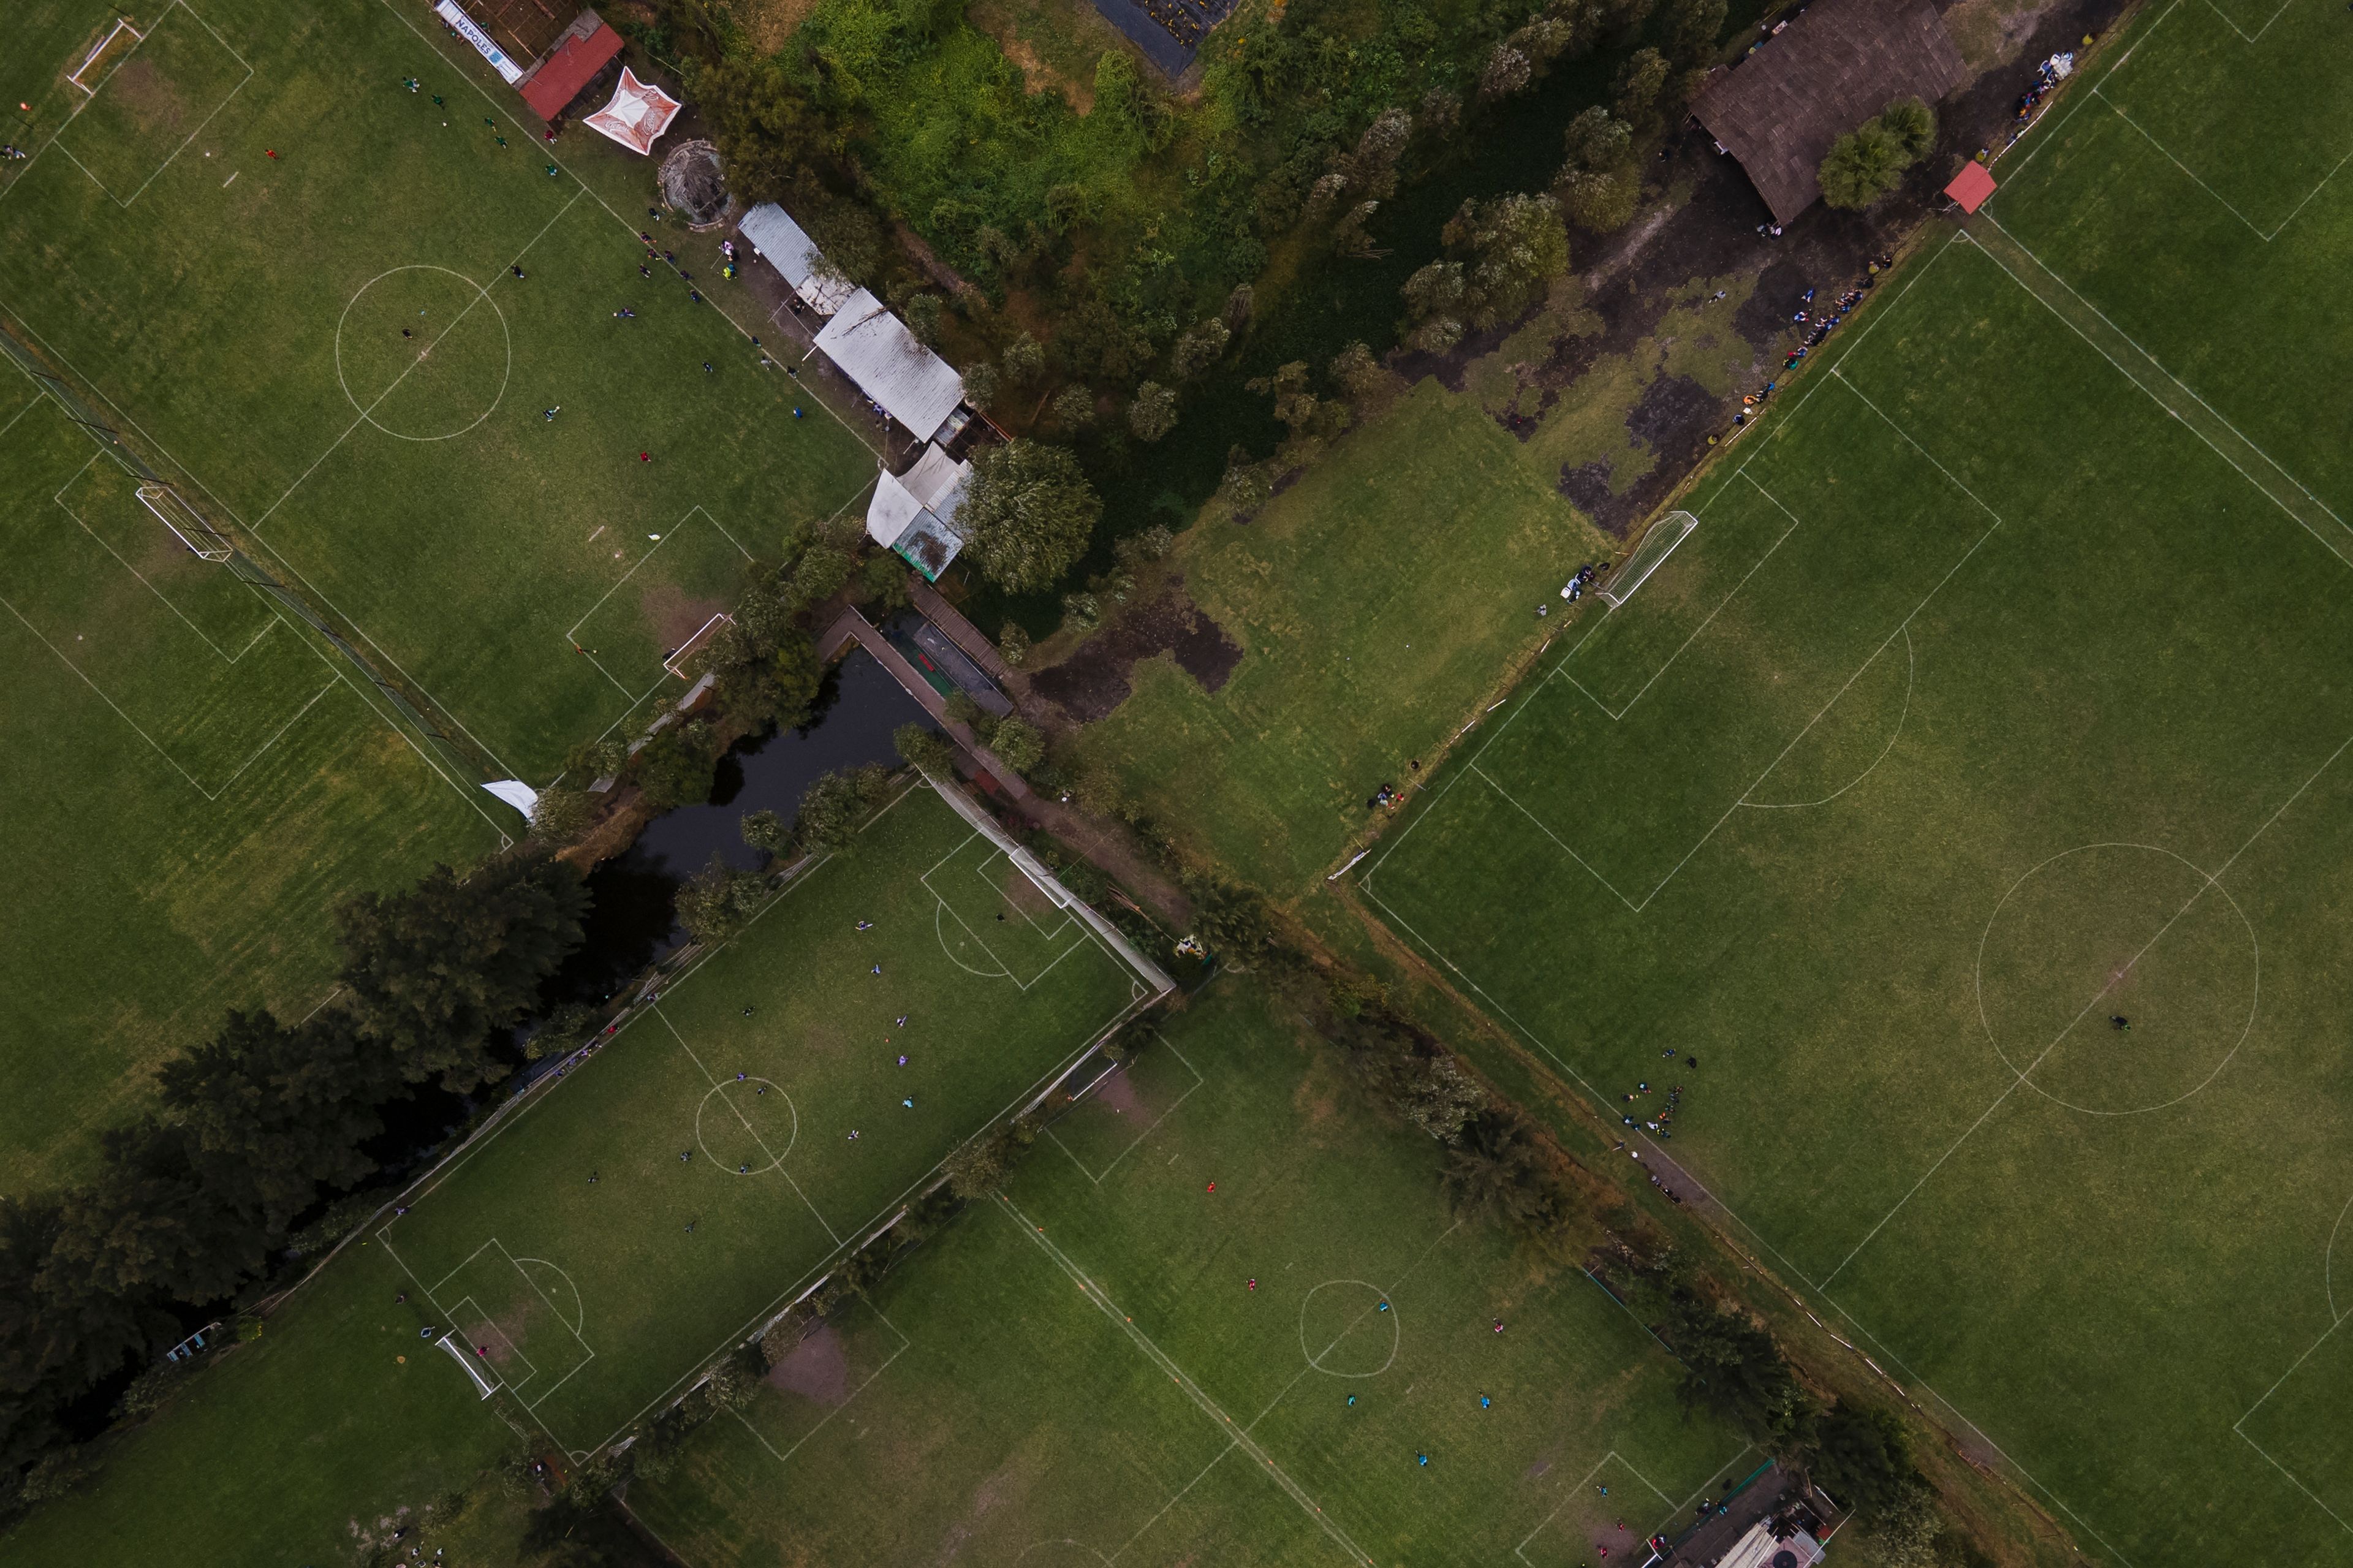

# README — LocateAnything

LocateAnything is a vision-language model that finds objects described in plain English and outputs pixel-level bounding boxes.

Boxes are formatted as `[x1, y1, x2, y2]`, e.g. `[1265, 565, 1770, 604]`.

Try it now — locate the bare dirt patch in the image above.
[732, 0, 827, 53]
[639, 580, 727, 659]
[765, 1319, 851, 1406]
[105, 59, 190, 137]
[1029, 576, 1244, 722]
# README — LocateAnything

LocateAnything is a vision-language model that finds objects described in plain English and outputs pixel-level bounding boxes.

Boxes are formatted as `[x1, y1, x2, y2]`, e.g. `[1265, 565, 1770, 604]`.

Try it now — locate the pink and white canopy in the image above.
[583, 67, 680, 156]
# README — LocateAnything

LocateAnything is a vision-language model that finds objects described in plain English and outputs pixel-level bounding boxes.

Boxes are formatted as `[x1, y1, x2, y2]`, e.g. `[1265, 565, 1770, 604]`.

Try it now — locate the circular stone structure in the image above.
[659, 138, 732, 229]
[1974, 843, 2258, 1115]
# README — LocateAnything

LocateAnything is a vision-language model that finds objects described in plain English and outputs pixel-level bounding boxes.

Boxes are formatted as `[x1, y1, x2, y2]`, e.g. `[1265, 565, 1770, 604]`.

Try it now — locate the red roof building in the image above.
[1944, 162, 1997, 214]
[517, 10, 623, 121]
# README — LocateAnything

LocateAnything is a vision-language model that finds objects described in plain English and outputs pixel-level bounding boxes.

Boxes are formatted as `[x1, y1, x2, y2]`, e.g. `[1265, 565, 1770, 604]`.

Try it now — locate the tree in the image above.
[894, 722, 960, 775]
[987, 716, 1045, 775]
[528, 782, 597, 847]
[1128, 381, 1178, 442]
[1050, 385, 1097, 432]
[1478, 44, 1533, 101]
[1401, 193, 1568, 343]
[1871, 1483, 1944, 1568]
[1820, 98, 1934, 210]
[674, 854, 770, 944]
[1557, 107, 1640, 232]
[1439, 1110, 1570, 1231]
[156, 1010, 386, 1233]
[1811, 1400, 1917, 1517]
[1665, 0, 1726, 65]
[1657, 1284, 1817, 1451]
[1613, 47, 1672, 126]
[740, 809, 794, 857]
[961, 441, 1101, 594]
[688, 57, 828, 205]
[335, 855, 589, 1094]
[996, 623, 1032, 667]
[1169, 317, 1230, 379]
[960, 360, 999, 410]
[1818, 123, 1907, 210]
[943, 1129, 1017, 1198]
[999, 332, 1045, 386]
[1881, 96, 1936, 162]
[794, 763, 892, 852]
[632, 723, 719, 811]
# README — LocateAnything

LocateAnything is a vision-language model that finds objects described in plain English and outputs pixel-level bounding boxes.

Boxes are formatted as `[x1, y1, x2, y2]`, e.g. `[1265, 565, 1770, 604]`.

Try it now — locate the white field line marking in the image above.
[235, 190, 586, 776]
[564, 504, 751, 702]
[1044, 1039, 1207, 1187]
[0, 591, 213, 793]
[1966, 221, 2353, 568]
[997, 1193, 1379, 1568]
[1822, 721, 2353, 1289]
[1366, 234, 1967, 903]
[377, 792, 1153, 1457]
[1109, 1440, 1239, 1564]
[2092, 88, 2272, 239]
[2329, 1186, 2353, 1322]
[2203, 0, 2295, 40]
[367, 0, 886, 465]
[656, 1006, 840, 1246]
[2234, 1428, 2353, 1541]
[1741, 628, 1912, 810]
[48, 2, 256, 210]
[0, 317, 516, 834]
[1363, 862, 2156, 1568]
[51, 454, 268, 664]
[1556, 479, 1806, 722]
[732, 1305, 912, 1467]
[1511, 1446, 1719, 1566]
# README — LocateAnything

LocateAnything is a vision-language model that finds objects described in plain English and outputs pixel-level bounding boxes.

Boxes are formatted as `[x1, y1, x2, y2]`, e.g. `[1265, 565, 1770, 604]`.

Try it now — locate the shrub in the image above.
[633, 724, 718, 810]
[987, 716, 1045, 775]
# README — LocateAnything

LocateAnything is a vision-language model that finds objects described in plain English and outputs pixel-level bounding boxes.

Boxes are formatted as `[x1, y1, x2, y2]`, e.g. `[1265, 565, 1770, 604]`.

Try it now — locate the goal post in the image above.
[138, 483, 233, 563]
[662, 611, 733, 679]
[1600, 510, 1696, 608]
[434, 1332, 499, 1399]
[69, 18, 143, 93]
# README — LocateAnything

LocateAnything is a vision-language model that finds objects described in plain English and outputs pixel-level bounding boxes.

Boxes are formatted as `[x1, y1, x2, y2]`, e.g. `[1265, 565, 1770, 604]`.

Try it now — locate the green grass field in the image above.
[1068, 381, 1611, 896]
[0, 0, 875, 782]
[0, 368, 505, 1184]
[0, 779, 1154, 1565]
[1352, 12, 2353, 1558]
[626, 973, 1751, 1567]
[375, 781, 1153, 1456]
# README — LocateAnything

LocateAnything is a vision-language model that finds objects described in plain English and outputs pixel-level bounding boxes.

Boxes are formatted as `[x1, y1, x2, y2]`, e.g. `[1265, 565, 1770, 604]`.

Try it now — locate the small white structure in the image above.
[814, 289, 967, 444]
[866, 442, 971, 581]
[583, 67, 681, 155]
[739, 202, 858, 316]
[1716, 1523, 1825, 1568]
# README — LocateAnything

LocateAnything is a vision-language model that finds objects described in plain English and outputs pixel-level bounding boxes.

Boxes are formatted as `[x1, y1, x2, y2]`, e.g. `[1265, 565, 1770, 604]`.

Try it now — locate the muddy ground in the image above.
[1028, 575, 1244, 722]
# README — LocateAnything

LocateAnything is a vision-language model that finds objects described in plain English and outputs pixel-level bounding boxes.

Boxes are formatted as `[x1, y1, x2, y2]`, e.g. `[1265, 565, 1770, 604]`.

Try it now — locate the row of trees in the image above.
[0, 857, 589, 1515]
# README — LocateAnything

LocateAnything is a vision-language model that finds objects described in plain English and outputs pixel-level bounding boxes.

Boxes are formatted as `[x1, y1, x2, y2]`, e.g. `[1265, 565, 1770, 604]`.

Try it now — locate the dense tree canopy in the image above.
[961, 441, 1101, 594]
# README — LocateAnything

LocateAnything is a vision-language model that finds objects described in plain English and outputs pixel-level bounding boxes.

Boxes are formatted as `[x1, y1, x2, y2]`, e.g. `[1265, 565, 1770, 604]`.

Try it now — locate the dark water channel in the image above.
[547, 649, 939, 1004]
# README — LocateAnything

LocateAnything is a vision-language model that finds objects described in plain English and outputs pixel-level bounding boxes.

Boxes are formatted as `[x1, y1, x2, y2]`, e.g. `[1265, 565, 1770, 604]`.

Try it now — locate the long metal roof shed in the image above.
[814, 289, 966, 444]
[738, 202, 858, 315]
[1692, 0, 1965, 226]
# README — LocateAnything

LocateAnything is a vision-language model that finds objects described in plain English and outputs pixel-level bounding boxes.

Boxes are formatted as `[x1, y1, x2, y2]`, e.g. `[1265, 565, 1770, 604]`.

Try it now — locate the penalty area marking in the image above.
[1044, 1037, 1207, 1186]
[732, 1305, 912, 1469]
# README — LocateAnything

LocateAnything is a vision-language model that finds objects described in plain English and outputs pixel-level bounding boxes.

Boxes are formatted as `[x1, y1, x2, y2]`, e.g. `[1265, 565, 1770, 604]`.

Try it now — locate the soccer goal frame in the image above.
[435, 1331, 499, 1399]
[138, 482, 233, 562]
[1600, 510, 1697, 608]
[68, 17, 143, 94]
[662, 611, 733, 679]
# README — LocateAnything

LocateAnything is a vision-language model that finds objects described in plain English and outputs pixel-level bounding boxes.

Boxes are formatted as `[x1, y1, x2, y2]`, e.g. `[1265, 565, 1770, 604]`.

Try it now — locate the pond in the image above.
[547, 648, 941, 1004]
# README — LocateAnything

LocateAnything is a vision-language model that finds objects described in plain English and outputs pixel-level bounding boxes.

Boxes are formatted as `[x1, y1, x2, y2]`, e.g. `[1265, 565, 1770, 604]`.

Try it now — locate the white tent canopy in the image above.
[814, 289, 966, 444]
[739, 202, 857, 316]
[867, 442, 972, 581]
[583, 68, 680, 155]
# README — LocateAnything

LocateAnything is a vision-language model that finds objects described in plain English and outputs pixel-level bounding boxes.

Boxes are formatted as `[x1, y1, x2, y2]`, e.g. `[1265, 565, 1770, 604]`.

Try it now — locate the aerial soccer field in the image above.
[0, 0, 873, 1178]
[0, 0, 874, 784]
[1355, 6, 2353, 1562]
[626, 976, 1751, 1568]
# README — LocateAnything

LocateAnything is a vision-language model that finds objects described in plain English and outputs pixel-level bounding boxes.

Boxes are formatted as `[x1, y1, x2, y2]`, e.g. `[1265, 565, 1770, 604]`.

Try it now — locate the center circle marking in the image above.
[1298, 1279, 1400, 1379]
[694, 1077, 797, 1172]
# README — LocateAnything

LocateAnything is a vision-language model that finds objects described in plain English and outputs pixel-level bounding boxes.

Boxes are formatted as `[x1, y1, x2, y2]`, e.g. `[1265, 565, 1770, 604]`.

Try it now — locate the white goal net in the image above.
[138, 483, 233, 562]
[1600, 510, 1696, 608]
[435, 1333, 498, 1399]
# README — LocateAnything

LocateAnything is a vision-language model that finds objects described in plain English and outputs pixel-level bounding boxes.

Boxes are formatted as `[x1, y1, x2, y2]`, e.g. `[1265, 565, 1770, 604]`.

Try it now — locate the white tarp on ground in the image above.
[814, 289, 966, 442]
[433, 0, 523, 82]
[483, 779, 540, 817]
[739, 202, 858, 316]
[583, 67, 680, 155]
